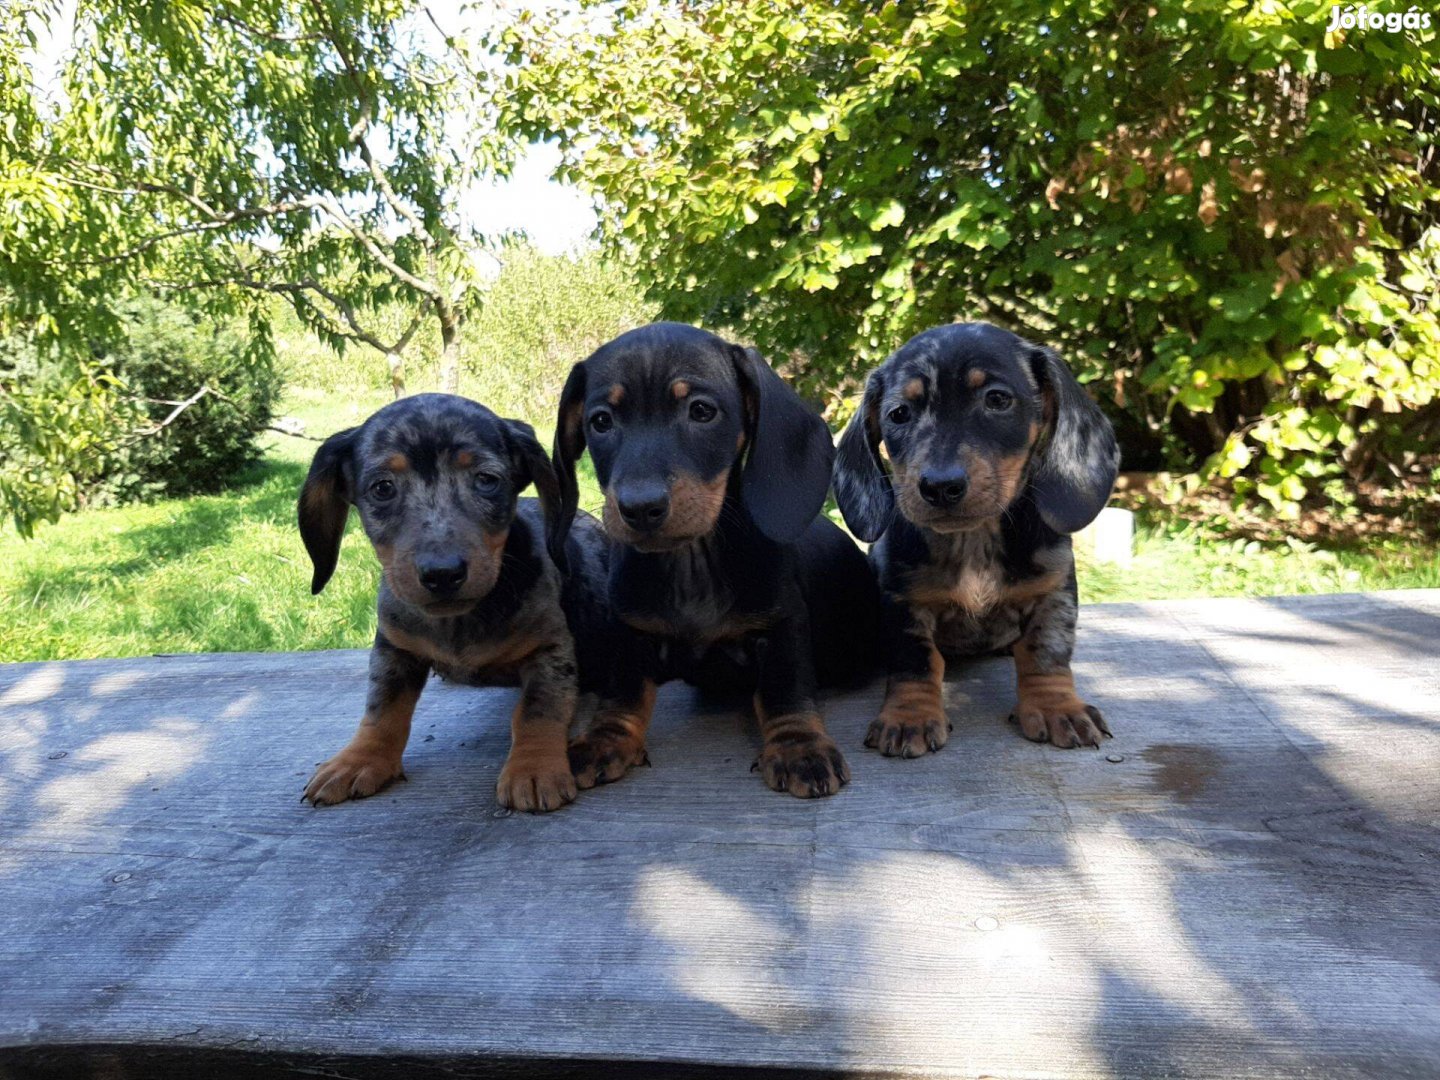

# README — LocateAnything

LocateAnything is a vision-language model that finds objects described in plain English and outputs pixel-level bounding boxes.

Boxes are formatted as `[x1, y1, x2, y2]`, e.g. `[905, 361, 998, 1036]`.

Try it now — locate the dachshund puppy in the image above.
[834, 323, 1119, 753]
[549, 322, 878, 798]
[298, 393, 610, 812]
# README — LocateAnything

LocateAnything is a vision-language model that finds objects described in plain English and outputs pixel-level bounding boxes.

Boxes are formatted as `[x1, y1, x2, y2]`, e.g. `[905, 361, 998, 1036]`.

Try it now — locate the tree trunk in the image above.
[387, 351, 407, 399]
[437, 300, 461, 395]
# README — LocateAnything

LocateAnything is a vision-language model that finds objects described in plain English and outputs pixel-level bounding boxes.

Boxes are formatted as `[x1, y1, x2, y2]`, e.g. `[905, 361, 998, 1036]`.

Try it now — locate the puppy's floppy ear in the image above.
[732, 345, 835, 545]
[549, 361, 588, 567]
[297, 427, 358, 595]
[833, 368, 894, 543]
[505, 417, 566, 573]
[1026, 344, 1119, 534]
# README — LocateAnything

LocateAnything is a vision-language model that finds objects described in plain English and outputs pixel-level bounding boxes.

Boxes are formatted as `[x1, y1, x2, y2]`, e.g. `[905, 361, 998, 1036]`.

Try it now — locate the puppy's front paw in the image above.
[568, 730, 649, 789]
[497, 751, 577, 813]
[864, 709, 950, 758]
[756, 731, 850, 798]
[1010, 699, 1111, 748]
[304, 745, 405, 806]
[865, 674, 948, 757]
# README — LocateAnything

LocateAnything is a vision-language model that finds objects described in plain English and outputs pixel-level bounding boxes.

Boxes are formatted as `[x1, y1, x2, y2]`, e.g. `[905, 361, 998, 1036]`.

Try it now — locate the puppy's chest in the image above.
[902, 533, 1065, 651]
[380, 608, 557, 685]
[616, 542, 773, 646]
[620, 576, 763, 645]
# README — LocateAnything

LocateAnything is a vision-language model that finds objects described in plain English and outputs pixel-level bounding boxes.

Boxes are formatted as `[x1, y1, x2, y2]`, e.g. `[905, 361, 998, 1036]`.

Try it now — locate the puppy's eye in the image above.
[984, 389, 1014, 411]
[688, 400, 718, 423]
[475, 472, 501, 493]
[887, 404, 912, 424]
[369, 478, 397, 501]
[589, 410, 614, 434]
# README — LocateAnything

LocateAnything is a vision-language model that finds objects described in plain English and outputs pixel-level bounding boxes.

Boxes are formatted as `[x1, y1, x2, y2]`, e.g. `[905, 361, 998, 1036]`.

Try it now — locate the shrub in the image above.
[495, 0, 1440, 517]
[271, 299, 396, 394]
[0, 337, 127, 536]
[2, 296, 282, 532]
[90, 298, 283, 503]
[459, 244, 659, 422]
[275, 244, 658, 425]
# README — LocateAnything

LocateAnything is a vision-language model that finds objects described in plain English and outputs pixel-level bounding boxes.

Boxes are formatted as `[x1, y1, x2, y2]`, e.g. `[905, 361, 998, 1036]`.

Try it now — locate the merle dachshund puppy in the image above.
[834, 323, 1119, 753]
[549, 323, 878, 798]
[298, 394, 610, 812]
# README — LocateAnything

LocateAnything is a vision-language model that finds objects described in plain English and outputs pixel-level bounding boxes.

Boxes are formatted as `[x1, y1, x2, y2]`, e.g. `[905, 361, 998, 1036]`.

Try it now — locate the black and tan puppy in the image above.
[834, 323, 1119, 752]
[298, 393, 609, 812]
[549, 322, 878, 798]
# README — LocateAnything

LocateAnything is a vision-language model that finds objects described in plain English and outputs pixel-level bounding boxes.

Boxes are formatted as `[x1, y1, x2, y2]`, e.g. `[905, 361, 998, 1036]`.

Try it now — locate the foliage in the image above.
[3, 426, 1435, 661]
[0, 339, 126, 537]
[273, 243, 657, 422]
[1, 298, 281, 529]
[90, 298, 283, 503]
[270, 300, 405, 394]
[494, 0, 1440, 515]
[0, 395, 608, 662]
[0, 0, 494, 533]
[458, 243, 658, 420]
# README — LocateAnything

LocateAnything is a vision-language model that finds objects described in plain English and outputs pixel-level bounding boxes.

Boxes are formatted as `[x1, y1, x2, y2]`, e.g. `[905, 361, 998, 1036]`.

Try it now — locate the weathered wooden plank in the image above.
[1, 591, 1438, 1079]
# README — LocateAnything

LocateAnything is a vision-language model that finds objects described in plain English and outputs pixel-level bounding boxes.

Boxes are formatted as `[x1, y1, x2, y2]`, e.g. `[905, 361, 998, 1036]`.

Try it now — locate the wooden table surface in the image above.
[2, 590, 1438, 1079]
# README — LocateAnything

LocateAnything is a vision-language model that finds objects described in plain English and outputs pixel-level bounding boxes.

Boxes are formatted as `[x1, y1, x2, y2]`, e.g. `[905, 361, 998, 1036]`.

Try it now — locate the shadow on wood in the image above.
[1, 591, 1438, 1078]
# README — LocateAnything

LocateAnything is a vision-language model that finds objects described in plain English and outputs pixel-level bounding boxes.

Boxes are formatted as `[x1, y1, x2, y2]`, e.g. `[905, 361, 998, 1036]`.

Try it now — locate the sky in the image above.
[462, 143, 599, 255]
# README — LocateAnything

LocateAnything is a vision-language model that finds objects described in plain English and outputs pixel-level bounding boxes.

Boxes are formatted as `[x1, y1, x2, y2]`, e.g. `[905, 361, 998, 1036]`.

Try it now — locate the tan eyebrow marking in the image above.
[671, 380, 691, 400]
[967, 369, 987, 389]
[607, 384, 625, 406]
[454, 450, 474, 469]
[903, 378, 925, 401]
[386, 454, 409, 472]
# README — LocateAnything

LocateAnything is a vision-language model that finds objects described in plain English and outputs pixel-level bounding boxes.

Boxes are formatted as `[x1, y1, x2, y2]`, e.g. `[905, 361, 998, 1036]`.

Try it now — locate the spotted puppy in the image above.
[298, 393, 609, 812]
[549, 322, 879, 798]
[834, 323, 1120, 752]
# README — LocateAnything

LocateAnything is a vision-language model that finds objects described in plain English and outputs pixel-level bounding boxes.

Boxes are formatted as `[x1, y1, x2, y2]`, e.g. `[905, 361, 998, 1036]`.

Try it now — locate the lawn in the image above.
[2, 389, 1437, 663]
[0, 388, 604, 663]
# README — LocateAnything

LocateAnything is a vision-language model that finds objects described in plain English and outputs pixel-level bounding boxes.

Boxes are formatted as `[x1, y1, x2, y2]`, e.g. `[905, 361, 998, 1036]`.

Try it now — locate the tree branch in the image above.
[52, 183, 310, 267]
[148, 273, 413, 356]
[310, 194, 442, 299]
[121, 385, 215, 444]
[214, 9, 324, 44]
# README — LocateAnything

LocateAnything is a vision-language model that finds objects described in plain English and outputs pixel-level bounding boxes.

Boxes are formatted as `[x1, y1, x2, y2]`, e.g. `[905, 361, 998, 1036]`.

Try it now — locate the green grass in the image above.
[0, 387, 604, 662]
[2, 390, 1437, 662]
[1076, 526, 1440, 604]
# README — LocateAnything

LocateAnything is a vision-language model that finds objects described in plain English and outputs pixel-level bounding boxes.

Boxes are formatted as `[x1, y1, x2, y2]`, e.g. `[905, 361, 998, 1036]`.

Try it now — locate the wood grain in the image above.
[2, 591, 1439, 1078]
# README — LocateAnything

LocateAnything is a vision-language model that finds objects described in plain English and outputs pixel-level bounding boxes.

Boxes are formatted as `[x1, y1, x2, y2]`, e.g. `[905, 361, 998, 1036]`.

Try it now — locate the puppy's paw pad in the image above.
[568, 732, 648, 789]
[864, 712, 950, 758]
[303, 748, 404, 806]
[756, 735, 850, 799]
[497, 755, 577, 813]
[1010, 701, 1111, 749]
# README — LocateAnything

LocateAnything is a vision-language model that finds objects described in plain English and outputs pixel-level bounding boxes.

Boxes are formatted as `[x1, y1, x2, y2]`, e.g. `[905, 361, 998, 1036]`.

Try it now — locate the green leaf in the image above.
[869, 199, 906, 231]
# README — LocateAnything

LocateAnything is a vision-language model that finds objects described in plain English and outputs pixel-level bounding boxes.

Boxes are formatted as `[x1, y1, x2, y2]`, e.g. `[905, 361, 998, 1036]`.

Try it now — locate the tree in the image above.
[1, 0, 491, 531]
[494, 0, 1440, 516]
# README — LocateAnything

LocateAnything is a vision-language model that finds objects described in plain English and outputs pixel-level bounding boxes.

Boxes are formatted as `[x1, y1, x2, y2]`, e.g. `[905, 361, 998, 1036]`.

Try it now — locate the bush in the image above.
[90, 298, 282, 503]
[273, 246, 659, 426]
[496, 0, 1440, 517]
[274, 244, 658, 426]
[0, 337, 127, 536]
[2, 296, 282, 533]
[459, 244, 658, 422]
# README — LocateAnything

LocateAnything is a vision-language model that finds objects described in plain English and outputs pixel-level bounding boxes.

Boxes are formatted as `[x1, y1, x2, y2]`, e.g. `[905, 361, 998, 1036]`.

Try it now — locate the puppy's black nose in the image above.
[615, 483, 671, 532]
[918, 466, 969, 507]
[417, 554, 468, 596]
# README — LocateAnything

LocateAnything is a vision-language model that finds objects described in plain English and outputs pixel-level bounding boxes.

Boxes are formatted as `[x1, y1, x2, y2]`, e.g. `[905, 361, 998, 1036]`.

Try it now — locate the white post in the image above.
[1079, 506, 1135, 566]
